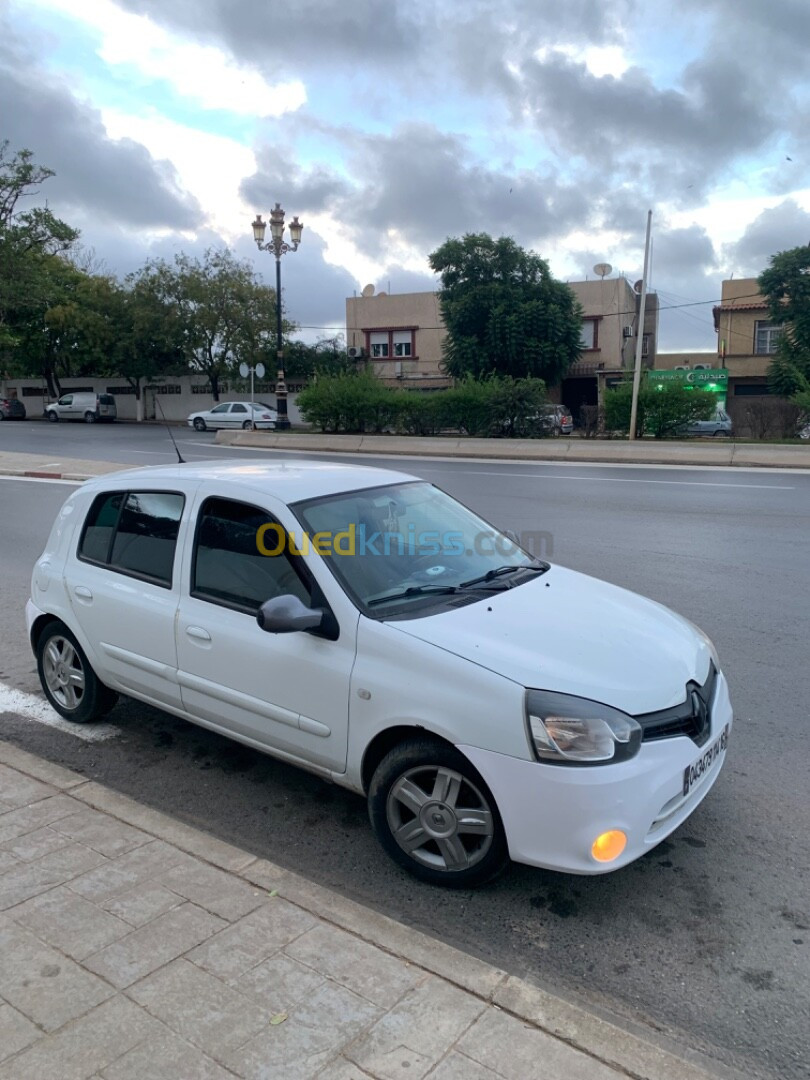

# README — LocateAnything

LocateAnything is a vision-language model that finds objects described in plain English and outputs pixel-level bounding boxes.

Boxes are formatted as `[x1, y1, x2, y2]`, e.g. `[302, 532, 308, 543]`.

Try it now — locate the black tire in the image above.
[36, 620, 118, 723]
[84, 411, 96, 424]
[242, 419, 254, 430]
[193, 417, 206, 431]
[47, 410, 59, 422]
[368, 736, 509, 888]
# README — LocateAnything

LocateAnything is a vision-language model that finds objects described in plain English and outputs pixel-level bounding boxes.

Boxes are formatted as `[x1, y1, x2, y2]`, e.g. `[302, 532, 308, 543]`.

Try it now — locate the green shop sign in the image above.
[647, 368, 728, 388]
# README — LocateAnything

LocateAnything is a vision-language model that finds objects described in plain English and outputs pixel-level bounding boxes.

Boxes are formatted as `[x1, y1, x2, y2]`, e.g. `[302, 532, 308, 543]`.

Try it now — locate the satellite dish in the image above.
[593, 263, 612, 279]
[633, 279, 644, 294]
[255, 363, 265, 379]
[361, 284, 375, 297]
[377, 290, 387, 297]
[239, 363, 249, 378]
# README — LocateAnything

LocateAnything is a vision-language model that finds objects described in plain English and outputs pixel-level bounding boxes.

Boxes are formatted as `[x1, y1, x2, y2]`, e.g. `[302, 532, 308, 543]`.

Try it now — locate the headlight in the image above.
[525, 689, 642, 766]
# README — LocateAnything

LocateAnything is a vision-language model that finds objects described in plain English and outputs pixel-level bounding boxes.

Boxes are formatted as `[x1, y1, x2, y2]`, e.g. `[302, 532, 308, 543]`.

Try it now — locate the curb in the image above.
[0, 737, 746, 1080]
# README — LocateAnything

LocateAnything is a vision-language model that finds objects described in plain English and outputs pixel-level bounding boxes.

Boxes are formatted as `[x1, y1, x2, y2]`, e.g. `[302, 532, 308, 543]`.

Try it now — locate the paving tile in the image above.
[2, 825, 72, 862]
[0, 1002, 39, 1064]
[128, 958, 269, 1058]
[316, 1059, 377, 1080]
[69, 840, 194, 903]
[100, 882, 184, 928]
[223, 979, 382, 1080]
[52, 809, 151, 858]
[456, 1008, 624, 1080]
[285, 922, 422, 1010]
[84, 901, 227, 988]
[188, 898, 316, 980]
[0, 849, 20, 874]
[426, 1050, 504, 1079]
[0, 842, 108, 910]
[100, 1029, 235, 1080]
[0, 995, 160, 1080]
[9, 885, 134, 960]
[159, 858, 265, 920]
[0, 918, 113, 1032]
[0, 764, 56, 809]
[0, 795, 79, 844]
[346, 977, 486, 1080]
[233, 951, 324, 1013]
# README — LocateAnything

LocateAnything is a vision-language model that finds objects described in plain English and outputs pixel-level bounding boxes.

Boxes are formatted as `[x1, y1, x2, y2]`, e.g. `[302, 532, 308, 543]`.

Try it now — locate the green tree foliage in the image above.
[297, 371, 548, 436]
[758, 244, 810, 405]
[281, 335, 354, 381]
[604, 383, 717, 438]
[137, 248, 279, 400]
[0, 142, 79, 362]
[428, 234, 583, 383]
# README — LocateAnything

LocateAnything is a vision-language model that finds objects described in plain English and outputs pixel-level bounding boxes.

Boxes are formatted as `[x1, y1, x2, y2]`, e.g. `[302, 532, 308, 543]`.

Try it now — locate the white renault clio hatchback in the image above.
[27, 461, 732, 886]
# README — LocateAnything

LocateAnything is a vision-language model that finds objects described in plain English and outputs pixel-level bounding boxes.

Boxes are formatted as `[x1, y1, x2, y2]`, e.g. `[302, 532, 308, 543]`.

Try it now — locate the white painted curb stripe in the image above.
[0, 683, 118, 741]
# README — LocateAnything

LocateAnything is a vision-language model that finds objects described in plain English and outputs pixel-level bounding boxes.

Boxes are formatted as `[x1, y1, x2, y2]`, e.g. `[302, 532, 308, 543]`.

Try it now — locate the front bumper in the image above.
[460, 669, 733, 874]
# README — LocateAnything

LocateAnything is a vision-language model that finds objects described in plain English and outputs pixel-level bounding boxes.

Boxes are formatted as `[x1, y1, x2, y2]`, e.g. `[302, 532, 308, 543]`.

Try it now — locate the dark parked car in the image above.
[0, 397, 26, 420]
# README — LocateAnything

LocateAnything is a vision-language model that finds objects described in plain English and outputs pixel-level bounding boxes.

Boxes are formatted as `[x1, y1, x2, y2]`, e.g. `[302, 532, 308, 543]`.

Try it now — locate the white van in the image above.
[45, 392, 117, 424]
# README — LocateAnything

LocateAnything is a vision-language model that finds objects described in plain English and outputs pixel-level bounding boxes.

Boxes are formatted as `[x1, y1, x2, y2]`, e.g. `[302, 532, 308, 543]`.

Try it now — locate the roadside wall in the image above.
[0, 376, 303, 425]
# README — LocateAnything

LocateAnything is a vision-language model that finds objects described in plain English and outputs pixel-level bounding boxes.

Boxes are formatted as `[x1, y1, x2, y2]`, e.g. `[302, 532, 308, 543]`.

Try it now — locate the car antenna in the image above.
[152, 394, 185, 464]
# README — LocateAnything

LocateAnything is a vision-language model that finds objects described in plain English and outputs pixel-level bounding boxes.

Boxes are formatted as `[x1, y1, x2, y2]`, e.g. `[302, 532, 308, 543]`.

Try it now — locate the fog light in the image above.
[591, 830, 627, 863]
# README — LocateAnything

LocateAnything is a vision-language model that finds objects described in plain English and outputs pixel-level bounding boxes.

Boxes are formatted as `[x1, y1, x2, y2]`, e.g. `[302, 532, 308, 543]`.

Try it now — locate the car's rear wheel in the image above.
[242, 419, 254, 430]
[712, 429, 724, 437]
[368, 736, 509, 887]
[47, 411, 58, 422]
[193, 417, 206, 431]
[84, 411, 96, 424]
[37, 621, 117, 723]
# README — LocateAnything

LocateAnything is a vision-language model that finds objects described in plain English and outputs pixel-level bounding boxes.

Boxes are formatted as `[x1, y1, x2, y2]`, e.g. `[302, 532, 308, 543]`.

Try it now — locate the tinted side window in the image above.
[192, 497, 310, 613]
[79, 492, 125, 564]
[110, 493, 184, 585]
[99, 395, 115, 405]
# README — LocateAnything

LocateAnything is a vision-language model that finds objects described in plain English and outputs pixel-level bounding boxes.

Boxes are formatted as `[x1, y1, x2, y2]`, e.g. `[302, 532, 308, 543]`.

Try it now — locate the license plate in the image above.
[683, 723, 730, 797]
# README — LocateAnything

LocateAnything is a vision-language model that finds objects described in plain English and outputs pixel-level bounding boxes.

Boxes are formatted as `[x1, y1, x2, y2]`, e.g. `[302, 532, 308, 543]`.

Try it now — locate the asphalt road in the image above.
[1, 422, 809, 1080]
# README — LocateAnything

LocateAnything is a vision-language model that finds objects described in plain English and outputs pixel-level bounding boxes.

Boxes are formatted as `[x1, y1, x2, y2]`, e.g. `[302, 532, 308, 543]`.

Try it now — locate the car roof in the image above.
[81, 460, 419, 502]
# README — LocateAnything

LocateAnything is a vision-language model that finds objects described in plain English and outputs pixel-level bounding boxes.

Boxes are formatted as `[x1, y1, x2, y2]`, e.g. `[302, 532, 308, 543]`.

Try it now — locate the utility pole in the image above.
[629, 210, 653, 441]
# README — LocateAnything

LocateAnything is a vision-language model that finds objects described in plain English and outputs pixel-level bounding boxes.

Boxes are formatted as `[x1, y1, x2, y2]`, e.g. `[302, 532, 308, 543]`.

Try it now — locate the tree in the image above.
[281, 335, 354, 381]
[0, 143, 79, 358]
[428, 234, 583, 383]
[141, 248, 280, 400]
[759, 244, 810, 404]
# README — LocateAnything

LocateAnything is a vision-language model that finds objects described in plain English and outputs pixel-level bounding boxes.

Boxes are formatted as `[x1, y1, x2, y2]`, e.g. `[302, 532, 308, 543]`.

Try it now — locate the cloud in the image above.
[724, 200, 810, 276]
[0, 27, 201, 230]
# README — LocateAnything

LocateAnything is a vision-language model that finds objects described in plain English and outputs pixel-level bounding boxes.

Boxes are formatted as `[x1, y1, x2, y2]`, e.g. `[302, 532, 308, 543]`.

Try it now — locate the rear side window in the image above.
[79, 490, 184, 587]
[98, 395, 115, 405]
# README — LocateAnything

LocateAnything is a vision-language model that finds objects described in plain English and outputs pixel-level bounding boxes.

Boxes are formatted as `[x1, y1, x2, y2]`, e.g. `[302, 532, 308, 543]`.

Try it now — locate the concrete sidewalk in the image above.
[215, 430, 810, 469]
[0, 451, 128, 482]
[0, 740, 738, 1080]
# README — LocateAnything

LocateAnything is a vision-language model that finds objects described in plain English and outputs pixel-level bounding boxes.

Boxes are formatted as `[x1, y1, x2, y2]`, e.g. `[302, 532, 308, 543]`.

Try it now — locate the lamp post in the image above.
[251, 203, 303, 432]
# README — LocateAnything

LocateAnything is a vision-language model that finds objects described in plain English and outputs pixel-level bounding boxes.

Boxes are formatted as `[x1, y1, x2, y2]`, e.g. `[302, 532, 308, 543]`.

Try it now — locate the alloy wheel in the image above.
[386, 765, 494, 872]
[42, 635, 86, 711]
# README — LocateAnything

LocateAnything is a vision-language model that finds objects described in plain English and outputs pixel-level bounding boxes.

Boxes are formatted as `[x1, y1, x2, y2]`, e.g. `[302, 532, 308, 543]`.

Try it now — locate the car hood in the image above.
[389, 565, 712, 715]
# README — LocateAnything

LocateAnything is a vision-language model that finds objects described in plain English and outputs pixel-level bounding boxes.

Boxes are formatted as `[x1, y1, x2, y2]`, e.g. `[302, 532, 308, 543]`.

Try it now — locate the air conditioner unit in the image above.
[675, 365, 690, 371]
[622, 326, 634, 338]
[693, 363, 712, 370]
[347, 346, 365, 359]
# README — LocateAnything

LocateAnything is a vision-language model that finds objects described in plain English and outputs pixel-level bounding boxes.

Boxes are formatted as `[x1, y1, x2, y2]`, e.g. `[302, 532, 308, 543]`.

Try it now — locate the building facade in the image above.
[712, 278, 779, 401]
[345, 278, 659, 416]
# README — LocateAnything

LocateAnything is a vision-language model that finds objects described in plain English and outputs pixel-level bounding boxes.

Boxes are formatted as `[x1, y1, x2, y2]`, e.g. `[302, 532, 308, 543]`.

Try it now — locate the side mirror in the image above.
[257, 595, 323, 634]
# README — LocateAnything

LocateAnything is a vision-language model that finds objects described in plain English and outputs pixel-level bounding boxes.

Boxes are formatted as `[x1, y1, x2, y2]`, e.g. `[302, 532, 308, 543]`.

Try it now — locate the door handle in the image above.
[185, 626, 211, 642]
[73, 586, 93, 600]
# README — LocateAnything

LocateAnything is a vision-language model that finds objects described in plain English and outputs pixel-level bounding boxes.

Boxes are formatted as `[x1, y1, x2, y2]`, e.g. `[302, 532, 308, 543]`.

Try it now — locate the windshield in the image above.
[293, 481, 541, 617]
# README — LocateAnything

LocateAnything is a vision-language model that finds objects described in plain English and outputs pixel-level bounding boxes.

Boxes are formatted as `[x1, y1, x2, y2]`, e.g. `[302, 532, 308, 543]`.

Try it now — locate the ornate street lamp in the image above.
[251, 203, 304, 431]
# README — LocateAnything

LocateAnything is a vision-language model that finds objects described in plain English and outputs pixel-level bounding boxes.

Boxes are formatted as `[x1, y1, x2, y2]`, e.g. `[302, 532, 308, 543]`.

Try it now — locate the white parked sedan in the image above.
[27, 462, 732, 886]
[187, 401, 278, 431]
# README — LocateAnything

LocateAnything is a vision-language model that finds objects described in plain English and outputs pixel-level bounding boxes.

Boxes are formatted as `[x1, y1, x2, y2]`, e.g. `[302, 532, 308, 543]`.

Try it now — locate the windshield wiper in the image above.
[459, 563, 548, 590]
[367, 585, 464, 607]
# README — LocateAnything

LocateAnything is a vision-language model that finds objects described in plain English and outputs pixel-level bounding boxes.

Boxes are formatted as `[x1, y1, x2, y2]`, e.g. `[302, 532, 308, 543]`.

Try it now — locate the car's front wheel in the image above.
[193, 417, 206, 431]
[47, 410, 58, 422]
[368, 736, 509, 887]
[37, 621, 118, 723]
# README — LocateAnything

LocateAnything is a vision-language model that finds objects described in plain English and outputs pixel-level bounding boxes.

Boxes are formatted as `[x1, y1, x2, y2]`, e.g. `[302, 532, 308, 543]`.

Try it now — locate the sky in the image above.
[3, 0, 810, 352]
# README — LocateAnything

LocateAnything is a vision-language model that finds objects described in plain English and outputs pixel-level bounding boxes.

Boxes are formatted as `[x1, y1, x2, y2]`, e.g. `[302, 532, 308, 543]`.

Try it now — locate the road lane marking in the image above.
[459, 471, 794, 489]
[0, 682, 119, 741]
